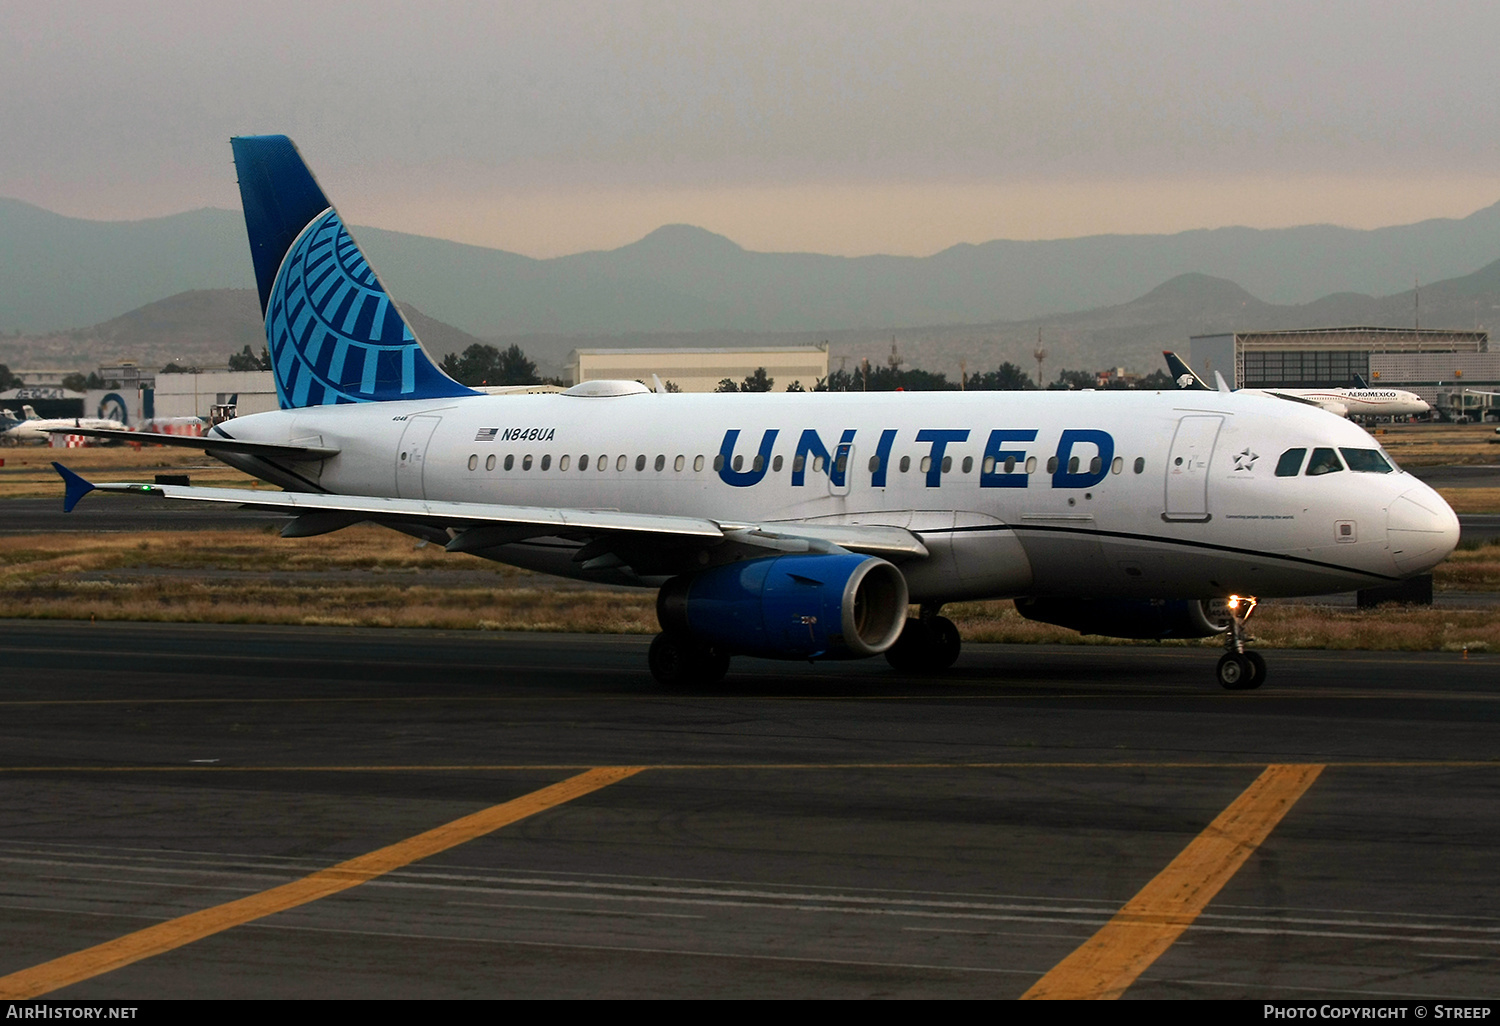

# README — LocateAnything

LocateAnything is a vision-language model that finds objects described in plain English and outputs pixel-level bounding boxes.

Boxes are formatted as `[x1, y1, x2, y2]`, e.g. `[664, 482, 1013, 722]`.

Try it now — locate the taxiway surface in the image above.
[0, 621, 1495, 999]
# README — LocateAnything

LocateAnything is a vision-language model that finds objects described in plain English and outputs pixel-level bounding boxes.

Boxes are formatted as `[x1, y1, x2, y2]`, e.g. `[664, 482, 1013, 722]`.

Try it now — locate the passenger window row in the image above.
[462, 451, 1152, 478]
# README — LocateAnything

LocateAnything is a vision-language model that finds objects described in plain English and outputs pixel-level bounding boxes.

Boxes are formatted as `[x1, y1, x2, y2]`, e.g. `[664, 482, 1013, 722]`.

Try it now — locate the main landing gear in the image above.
[648, 632, 730, 687]
[884, 604, 962, 672]
[1215, 594, 1265, 690]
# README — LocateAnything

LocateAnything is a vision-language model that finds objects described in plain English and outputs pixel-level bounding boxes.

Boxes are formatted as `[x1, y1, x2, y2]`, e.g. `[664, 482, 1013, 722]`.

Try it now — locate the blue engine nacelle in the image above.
[1014, 597, 1229, 640]
[657, 553, 909, 660]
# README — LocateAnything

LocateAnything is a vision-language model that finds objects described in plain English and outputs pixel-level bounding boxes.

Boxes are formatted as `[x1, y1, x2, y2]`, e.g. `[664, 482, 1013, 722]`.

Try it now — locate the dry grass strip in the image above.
[2, 526, 1498, 650]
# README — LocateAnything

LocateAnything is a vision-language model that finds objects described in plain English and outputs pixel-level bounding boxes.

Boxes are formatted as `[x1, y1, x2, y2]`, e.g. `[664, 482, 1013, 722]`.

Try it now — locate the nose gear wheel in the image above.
[1217, 595, 1264, 690]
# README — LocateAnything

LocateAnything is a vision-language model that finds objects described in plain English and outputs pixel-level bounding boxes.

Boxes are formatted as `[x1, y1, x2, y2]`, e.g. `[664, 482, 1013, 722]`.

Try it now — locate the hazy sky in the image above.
[3, 0, 1499, 257]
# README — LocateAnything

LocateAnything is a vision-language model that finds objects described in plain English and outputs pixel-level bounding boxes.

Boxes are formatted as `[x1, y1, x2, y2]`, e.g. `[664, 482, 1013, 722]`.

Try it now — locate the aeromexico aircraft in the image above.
[3, 404, 126, 445]
[1163, 351, 1431, 419]
[54, 136, 1461, 690]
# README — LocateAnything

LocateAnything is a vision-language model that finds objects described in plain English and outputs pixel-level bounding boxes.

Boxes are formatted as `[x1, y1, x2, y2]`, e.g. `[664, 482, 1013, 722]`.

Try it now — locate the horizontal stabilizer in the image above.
[44, 427, 339, 460]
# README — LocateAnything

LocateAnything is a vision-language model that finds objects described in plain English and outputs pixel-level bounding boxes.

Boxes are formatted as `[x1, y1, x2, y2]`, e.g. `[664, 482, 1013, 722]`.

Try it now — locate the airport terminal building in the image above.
[1188, 327, 1500, 419]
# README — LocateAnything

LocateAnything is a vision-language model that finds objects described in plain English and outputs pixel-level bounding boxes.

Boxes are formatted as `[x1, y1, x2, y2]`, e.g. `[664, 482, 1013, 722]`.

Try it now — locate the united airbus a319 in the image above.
[54, 136, 1460, 690]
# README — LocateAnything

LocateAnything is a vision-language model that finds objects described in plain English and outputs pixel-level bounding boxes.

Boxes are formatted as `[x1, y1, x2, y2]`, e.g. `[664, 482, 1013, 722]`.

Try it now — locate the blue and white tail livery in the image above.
[55, 135, 1462, 691]
[231, 135, 476, 408]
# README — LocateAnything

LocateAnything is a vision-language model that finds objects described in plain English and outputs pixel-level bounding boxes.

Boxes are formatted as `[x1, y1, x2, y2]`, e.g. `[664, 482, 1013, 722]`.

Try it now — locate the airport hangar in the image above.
[567, 345, 830, 393]
[1188, 326, 1500, 419]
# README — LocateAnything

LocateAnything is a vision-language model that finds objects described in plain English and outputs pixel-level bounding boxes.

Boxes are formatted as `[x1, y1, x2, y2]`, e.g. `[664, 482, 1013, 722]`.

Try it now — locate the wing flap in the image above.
[55, 469, 930, 563]
[79, 479, 726, 538]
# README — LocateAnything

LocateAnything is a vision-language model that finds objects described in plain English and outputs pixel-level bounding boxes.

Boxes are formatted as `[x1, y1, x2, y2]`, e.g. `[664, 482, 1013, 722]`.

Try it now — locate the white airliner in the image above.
[3, 404, 125, 445]
[1164, 352, 1431, 419]
[53, 136, 1461, 690]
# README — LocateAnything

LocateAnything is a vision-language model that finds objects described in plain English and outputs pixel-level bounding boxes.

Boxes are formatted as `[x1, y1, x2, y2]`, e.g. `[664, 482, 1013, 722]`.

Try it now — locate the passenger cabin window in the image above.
[1341, 448, 1394, 473]
[1275, 448, 1306, 477]
[1133, 457, 1144, 474]
[467, 454, 478, 471]
[1305, 447, 1344, 476]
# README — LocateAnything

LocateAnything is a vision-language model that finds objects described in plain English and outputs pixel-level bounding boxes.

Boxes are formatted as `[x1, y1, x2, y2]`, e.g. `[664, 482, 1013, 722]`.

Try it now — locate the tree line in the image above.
[818, 361, 1174, 392]
[18, 343, 1168, 396]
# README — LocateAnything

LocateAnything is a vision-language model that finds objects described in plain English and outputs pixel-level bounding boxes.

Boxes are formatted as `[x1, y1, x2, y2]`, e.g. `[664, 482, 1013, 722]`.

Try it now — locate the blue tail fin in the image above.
[230, 135, 477, 408]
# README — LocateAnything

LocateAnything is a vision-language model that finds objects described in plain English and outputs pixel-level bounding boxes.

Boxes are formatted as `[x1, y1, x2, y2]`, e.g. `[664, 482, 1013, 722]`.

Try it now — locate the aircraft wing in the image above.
[52, 465, 929, 572]
[45, 427, 340, 460]
[1261, 390, 1338, 410]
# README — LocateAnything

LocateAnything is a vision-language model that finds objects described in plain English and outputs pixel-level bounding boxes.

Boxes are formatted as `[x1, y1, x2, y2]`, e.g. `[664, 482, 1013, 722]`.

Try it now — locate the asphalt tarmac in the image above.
[0, 621, 1495, 999]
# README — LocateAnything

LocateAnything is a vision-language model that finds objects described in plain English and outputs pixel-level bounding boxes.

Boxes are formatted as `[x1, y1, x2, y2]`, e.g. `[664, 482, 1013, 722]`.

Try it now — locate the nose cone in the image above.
[1388, 486, 1460, 574]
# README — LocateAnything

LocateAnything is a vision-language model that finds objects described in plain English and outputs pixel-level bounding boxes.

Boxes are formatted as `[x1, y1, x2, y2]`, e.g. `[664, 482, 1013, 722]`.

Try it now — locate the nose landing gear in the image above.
[1215, 594, 1265, 690]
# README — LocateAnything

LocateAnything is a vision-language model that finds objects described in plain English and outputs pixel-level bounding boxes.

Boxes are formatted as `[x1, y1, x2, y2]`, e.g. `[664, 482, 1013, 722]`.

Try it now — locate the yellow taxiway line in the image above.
[0, 765, 643, 1000]
[1022, 763, 1324, 1000]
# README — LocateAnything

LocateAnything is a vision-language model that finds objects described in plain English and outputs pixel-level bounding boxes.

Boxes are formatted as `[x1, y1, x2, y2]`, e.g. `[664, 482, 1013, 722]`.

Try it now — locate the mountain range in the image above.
[4, 195, 1500, 342]
[5, 254, 1496, 384]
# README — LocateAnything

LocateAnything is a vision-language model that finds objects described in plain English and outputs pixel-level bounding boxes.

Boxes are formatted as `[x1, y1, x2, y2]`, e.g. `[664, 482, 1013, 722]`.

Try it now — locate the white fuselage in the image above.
[1254, 387, 1430, 419]
[220, 387, 1459, 601]
[2, 416, 125, 445]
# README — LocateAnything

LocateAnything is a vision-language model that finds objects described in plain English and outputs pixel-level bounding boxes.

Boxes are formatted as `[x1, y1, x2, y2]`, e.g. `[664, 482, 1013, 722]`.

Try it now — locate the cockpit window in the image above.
[1340, 448, 1394, 474]
[1305, 447, 1344, 476]
[1275, 448, 1306, 477]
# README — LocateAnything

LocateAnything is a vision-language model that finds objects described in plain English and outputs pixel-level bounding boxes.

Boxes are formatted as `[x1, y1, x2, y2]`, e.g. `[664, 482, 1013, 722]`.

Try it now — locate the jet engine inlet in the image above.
[658, 553, 909, 660]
